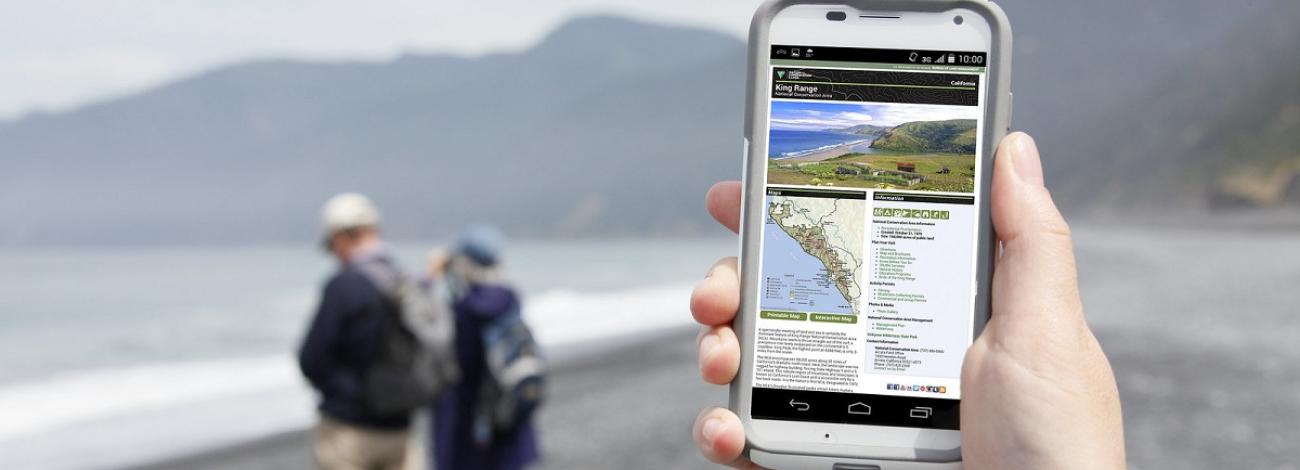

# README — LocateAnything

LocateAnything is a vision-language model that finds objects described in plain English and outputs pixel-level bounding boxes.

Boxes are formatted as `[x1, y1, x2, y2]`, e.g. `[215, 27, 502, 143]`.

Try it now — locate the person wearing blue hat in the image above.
[426, 226, 541, 470]
[455, 225, 505, 267]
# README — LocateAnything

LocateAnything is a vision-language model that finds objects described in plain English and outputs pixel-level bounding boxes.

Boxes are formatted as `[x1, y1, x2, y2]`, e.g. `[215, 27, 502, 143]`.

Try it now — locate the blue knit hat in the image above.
[455, 225, 504, 267]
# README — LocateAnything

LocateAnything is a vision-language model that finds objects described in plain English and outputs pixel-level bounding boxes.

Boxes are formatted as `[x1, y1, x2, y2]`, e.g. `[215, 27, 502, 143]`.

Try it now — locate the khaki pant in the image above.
[313, 415, 410, 470]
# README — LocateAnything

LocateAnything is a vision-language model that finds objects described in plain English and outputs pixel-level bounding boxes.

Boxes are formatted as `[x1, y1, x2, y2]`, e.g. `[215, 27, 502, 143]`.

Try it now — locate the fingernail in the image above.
[701, 417, 723, 443]
[1009, 133, 1044, 187]
[699, 333, 720, 363]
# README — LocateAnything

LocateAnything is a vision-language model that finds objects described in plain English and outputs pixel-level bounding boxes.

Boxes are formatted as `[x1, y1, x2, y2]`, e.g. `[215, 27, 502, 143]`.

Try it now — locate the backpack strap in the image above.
[353, 256, 402, 298]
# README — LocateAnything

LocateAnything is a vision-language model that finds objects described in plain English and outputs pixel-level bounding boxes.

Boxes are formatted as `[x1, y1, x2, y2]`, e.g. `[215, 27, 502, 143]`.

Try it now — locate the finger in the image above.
[694, 407, 763, 469]
[989, 133, 1083, 323]
[698, 325, 741, 385]
[690, 257, 740, 326]
[707, 181, 742, 234]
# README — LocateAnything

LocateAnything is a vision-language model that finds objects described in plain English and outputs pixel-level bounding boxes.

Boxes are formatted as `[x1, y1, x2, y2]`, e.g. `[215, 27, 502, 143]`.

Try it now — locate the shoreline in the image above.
[57, 225, 1300, 470]
[774, 140, 867, 163]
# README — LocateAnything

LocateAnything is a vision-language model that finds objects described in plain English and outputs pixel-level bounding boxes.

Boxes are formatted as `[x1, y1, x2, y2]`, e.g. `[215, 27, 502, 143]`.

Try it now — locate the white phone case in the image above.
[734, 1, 1013, 468]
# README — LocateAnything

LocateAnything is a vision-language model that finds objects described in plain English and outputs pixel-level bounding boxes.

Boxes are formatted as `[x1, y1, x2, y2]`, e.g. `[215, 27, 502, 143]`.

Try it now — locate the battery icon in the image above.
[947, 53, 956, 63]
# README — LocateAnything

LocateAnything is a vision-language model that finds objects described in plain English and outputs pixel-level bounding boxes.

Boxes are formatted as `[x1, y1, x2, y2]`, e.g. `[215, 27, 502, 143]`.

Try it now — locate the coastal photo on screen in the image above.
[767, 101, 978, 193]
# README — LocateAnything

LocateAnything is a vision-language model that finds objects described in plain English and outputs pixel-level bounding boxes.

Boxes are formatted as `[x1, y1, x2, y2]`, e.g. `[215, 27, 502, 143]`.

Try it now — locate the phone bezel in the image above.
[733, 0, 1012, 463]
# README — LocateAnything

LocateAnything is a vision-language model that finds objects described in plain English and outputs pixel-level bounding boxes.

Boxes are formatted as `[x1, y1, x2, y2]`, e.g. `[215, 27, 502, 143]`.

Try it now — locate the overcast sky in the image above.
[0, 0, 762, 121]
[771, 101, 979, 130]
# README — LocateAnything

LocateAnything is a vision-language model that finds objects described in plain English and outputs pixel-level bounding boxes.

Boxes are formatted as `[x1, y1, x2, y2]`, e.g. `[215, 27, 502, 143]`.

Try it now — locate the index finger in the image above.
[707, 181, 742, 234]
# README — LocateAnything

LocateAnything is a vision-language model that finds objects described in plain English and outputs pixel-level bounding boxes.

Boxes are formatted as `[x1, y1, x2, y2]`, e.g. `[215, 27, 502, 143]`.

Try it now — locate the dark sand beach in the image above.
[136, 225, 1300, 470]
[135, 327, 726, 470]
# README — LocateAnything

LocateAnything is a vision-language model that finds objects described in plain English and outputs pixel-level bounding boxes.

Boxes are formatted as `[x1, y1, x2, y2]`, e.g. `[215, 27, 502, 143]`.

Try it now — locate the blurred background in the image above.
[1, 0, 1297, 469]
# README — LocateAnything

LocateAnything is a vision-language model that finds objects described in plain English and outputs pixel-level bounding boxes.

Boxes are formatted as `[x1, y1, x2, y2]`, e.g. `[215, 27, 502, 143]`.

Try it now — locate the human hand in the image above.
[426, 248, 451, 279]
[689, 132, 1126, 470]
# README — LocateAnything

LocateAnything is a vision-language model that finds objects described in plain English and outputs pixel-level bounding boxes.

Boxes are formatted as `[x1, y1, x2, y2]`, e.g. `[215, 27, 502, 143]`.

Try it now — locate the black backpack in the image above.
[356, 260, 459, 415]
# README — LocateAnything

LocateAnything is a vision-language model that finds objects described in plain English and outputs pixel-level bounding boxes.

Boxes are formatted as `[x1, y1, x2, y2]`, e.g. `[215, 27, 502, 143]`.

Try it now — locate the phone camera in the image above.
[953, 15, 964, 25]
[826, 11, 847, 21]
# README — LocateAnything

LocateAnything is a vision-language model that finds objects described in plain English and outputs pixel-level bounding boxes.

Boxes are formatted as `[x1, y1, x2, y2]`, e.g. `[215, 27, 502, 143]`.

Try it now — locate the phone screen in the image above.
[751, 45, 988, 430]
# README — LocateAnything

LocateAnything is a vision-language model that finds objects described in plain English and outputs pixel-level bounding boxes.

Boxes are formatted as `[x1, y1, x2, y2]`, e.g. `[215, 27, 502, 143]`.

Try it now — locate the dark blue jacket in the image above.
[432, 284, 539, 470]
[298, 264, 410, 430]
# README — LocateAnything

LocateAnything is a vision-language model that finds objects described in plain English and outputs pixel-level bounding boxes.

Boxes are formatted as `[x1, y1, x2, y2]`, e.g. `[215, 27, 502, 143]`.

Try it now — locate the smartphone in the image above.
[733, 1, 1011, 467]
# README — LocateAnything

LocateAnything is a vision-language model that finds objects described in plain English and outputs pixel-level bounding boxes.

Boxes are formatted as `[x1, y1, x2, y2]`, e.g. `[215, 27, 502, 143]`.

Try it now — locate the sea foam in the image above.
[0, 283, 696, 468]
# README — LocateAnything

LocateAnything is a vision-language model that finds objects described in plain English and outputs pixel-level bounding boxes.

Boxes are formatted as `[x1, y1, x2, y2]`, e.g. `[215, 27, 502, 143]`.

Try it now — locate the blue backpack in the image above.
[473, 302, 547, 446]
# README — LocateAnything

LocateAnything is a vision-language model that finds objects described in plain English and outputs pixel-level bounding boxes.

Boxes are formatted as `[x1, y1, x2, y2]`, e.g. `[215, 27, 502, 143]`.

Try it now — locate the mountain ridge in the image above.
[2, 2, 1298, 247]
[0, 16, 747, 246]
[827, 124, 889, 136]
[870, 119, 977, 154]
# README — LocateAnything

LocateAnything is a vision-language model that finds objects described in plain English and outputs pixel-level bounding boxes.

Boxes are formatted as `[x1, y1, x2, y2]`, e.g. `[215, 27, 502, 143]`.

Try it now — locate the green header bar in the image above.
[776, 79, 971, 91]
[772, 59, 984, 73]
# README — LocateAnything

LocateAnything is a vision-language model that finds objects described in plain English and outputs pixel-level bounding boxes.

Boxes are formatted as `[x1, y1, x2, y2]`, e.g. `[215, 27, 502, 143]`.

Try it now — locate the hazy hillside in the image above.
[993, 0, 1300, 213]
[1, 0, 1296, 246]
[0, 17, 746, 246]
[830, 124, 889, 137]
[871, 120, 977, 154]
[1046, 0, 1300, 212]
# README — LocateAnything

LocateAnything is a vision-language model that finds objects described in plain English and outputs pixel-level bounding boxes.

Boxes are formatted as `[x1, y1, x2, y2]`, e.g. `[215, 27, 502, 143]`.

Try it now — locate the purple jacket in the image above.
[431, 284, 540, 470]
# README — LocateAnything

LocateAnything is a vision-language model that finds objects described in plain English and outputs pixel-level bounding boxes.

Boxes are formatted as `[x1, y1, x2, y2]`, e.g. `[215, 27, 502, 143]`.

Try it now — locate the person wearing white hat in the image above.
[300, 193, 412, 470]
[320, 192, 383, 262]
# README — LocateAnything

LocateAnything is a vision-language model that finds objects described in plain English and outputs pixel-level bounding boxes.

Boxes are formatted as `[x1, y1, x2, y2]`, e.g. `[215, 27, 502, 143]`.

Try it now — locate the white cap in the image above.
[320, 193, 380, 236]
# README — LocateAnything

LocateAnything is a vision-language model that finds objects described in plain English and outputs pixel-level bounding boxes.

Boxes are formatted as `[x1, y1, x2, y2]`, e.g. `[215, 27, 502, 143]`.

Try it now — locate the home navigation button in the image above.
[847, 402, 872, 415]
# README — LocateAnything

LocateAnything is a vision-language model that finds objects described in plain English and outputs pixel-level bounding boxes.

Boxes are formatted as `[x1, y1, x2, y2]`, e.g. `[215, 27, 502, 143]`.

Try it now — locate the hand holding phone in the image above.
[729, 1, 1010, 466]
[692, 134, 1126, 469]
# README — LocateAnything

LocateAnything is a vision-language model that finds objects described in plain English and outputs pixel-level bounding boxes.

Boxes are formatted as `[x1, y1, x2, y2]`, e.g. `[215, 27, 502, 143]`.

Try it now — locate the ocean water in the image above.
[768, 129, 871, 159]
[0, 238, 734, 469]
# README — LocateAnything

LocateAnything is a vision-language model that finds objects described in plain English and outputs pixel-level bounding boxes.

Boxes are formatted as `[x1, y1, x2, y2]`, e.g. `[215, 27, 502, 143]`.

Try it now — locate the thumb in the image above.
[989, 133, 1083, 325]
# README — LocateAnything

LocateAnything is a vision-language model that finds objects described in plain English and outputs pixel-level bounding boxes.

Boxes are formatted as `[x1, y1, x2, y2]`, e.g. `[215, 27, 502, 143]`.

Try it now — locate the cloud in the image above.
[770, 101, 978, 131]
[771, 115, 869, 130]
